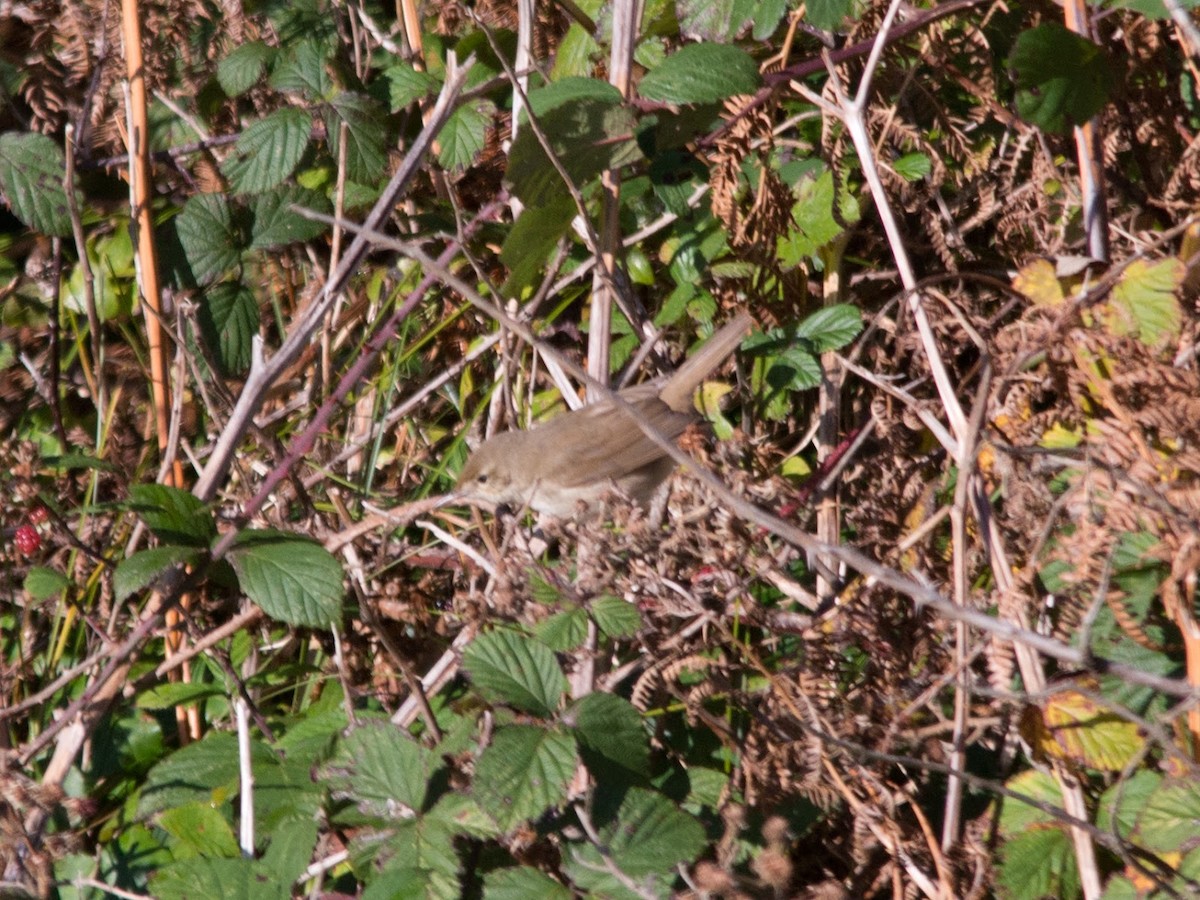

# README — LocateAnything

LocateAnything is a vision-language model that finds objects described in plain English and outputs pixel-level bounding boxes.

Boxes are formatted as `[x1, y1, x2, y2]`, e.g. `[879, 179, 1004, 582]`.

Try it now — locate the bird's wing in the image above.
[540, 397, 695, 488]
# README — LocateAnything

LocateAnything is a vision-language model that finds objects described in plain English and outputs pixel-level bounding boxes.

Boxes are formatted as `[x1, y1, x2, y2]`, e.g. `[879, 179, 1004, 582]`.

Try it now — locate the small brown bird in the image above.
[456, 312, 752, 517]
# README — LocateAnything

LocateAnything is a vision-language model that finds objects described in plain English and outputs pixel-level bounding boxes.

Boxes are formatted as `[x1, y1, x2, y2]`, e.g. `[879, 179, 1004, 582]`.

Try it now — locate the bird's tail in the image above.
[656, 311, 753, 413]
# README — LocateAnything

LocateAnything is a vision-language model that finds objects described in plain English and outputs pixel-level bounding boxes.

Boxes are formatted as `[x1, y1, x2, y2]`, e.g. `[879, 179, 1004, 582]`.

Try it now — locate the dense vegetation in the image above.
[2, 0, 1199, 896]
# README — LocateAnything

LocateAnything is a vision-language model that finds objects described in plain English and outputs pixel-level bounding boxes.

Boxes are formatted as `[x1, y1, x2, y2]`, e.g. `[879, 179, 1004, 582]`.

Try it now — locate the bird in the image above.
[455, 312, 752, 517]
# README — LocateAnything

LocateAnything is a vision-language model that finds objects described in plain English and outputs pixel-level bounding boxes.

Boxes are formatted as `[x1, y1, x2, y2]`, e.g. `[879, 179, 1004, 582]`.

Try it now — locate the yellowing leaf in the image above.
[1127, 854, 1182, 894]
[781, 456, 812, 478]
[1040, 423, 1082, 449]
[1023, 685, 1144, 771]
[977, 442, 996, 476]
[695, 380, 733, 417]
[1104, 258, 1184, 347]
[997, 769, 1062, 835]
[697, 380, 735, 439]
[1013, 259, 1065, 308]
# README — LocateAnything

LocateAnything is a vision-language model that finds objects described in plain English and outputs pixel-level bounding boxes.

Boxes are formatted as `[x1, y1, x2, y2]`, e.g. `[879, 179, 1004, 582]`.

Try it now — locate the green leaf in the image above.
[1137, 777, 1200, 853]
[1008, 23, 1114, 134]
[666, 233, 705, 285]
[91, 710, 165, 777]
[382, 63, 440, 110]
[138, 731, 243, 817]
[687, 290, 718, 323]
[795, 304, 862, 351]
[550, 21, 601, 80]
[425, 792, 501, 840]
[500, 194, 576, 297]
[742, 305, 859, 409]
[806, 0, 855, 31]
[217, 41, 275, 97]
[359, 822, 459, 894]
[1111, 530, 1160, 572]
[40, 453, 118, 472]
[136, 680, 226, 710]
[1105, 257, 1184, 347]
[53, 854, 95, 900]
[96, 823, 171, 888]
[325, 722, 433, 814]
[334, 180, 381, 210]
[566, 787, 706, 886]
[590, 595, 642, 638]
[606, 787, 706, 874]
[151, 857, 289, 900]
[610, 330, 638, 373]
[63, 229, 136, 322]
[128, 484, 216, 547]
[439, 99, 493, 172]
[648, 149, 707, 217]
[115, 546, 203, 601]
[361, 868, 433, 900]
[484, 866, 572, 899]
[998, 769, 1062, 835]
[473, 725, 576, 831]
[222, 108, 312, 194]
[176, 193, 242, 285]
[535, 607, 590, 651]
[1097, 769, 1161, 839]
[1108, 0, 1200, 16]
[1096, 874, 1139, 899]
[328, 92, 388, 184]
[0, 132, 77, 236]
[23, 566, 69, 600]
[270, 39, 334, 99]
[996, 826, 1080, 900]
[150, 96, 205, 150]
[626, 246, 655, 285]
[506, 77, 640, 207]
[260, 819, 319, 888]
[529, 572, 564, 605]
[655, 282, 697, 327]
[751, 0, 790, 40]
[253, 752, 325, 829]
[778, 169, 858, 267]
[462, 629, 566, 716]
[892, 152, 932, 181]
[270, 1, 338, 47]
[158, 801, 240, 858]
[1182, 846, 1200, 885]
[198, 283, 257, 376]
[226, 529, 344, 628]
[340, 796, 476, 892]
[450, 29, 514, 88]
[248, 183, 330, 248]
[638, 43, 760, 105]
[275, 705, 348, 761]
[570, 693, 649, 777]
[675, 0, 759, 41]
[758, 341, 822, 391]
[685, 767, 730, 810]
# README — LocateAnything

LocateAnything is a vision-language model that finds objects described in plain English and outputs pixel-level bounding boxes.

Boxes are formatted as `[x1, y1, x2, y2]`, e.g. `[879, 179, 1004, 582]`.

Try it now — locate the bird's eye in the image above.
[475, 473, 488, 484]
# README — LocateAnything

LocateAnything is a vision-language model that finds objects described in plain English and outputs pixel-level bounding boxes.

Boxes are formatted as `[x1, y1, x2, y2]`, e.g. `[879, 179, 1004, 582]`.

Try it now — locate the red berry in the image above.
[15, 525, 41, 556]
[28, 506, 49, 525]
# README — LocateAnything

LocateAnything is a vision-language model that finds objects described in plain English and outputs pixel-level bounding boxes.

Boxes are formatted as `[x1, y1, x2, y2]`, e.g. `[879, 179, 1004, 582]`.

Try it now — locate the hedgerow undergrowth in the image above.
[2, 0, 1200, 897]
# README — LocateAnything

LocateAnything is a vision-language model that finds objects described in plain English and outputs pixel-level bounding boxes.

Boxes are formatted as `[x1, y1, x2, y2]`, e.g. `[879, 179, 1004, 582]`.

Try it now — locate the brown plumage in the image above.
[456, 313, 751, 517]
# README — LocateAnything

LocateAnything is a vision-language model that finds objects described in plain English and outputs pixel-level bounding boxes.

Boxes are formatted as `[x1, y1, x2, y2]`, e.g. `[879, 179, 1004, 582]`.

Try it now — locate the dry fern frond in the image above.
[709, 94, 794, 267]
